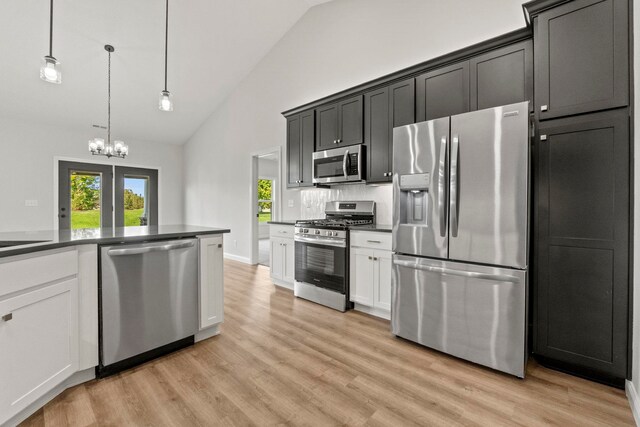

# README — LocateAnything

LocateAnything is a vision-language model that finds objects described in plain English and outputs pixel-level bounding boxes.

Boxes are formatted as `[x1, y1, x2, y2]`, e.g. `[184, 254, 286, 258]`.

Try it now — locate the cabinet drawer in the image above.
[269, 224, 295, 239]
[0, 248, 78, 297]
[350, 231, 392, 251]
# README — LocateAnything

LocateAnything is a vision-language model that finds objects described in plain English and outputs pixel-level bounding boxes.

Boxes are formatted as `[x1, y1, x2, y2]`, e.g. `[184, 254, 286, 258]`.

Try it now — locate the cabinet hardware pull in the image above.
[367, 240, 381, 243]
[368, 256, 372, 260]
[217, 244, 222, 248]
[540, 105, 548, 112]
[373, 257, 378, 261]
[337, 139, 342, 143]
[540, 135, 547, 141]
[2, 313, 12, 322]
[333, 140, 338, 144]
[279, 231, 288, 233]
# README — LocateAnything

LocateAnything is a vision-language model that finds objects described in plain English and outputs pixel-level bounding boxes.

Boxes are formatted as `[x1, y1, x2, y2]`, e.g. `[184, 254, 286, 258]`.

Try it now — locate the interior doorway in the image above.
[58, 160, 159, 230]
[250, 147, 282, 266]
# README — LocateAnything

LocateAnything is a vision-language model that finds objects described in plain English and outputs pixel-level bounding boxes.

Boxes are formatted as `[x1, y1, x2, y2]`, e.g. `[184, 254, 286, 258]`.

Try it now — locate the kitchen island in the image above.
[0, 225, 230, 426]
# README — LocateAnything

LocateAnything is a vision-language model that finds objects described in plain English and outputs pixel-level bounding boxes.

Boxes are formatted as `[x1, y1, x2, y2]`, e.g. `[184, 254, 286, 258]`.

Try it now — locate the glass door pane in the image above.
[58, 161, 113, 230]
[123, 177, 149, 226]
[114, 166, 158, 227]
[258, 179, 273, 222]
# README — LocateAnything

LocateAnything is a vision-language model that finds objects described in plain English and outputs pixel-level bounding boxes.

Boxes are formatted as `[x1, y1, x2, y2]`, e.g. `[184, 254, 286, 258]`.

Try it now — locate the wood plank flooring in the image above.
[22, 260, 634, 426]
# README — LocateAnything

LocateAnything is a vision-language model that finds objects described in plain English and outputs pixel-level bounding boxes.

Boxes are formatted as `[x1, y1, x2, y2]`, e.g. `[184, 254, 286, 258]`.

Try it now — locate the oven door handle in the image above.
[295, 236, 346, 248]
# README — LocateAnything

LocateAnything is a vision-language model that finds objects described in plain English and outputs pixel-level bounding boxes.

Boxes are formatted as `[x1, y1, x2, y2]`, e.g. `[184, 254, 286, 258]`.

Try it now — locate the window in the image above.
[258, 179, 273, 223]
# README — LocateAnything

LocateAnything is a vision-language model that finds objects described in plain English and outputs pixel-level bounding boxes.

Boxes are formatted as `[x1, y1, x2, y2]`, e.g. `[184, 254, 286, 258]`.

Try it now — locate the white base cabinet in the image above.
[270, 225, 295, 289]
[350, 231, 392, 320]
[199, 235, 225, 331]
[0, 248, 82, 426]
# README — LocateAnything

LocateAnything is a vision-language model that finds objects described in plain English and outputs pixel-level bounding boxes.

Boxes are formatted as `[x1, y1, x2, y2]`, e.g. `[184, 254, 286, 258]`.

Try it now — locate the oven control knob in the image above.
[303, 228, 308, 233]
[315, 230, 320, 235]
[326, 231, 331, 236]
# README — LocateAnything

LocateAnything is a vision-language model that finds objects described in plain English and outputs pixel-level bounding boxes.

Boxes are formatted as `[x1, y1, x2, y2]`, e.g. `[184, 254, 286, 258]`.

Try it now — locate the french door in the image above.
[58, 161, 158, 230]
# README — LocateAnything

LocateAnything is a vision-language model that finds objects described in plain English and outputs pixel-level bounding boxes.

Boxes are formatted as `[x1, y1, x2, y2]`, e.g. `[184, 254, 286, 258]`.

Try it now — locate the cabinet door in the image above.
[316, 103, 339, 151]
[470, 40, 533, 111]
[282, 240, 295, 283]
[286, 115, 301, 187]
[364, 87, 390, 183]
[416, 61, 469, 122]
[270, 238, 283, 280]
[534, 110, 629, 378]
[200, 236, 224, 329]
[350, 247, 373, 306]
[0, 278, 78, 425]
[299, 109, 315, 187]
[338, 95, 364, 147]
[373, 250, 392, 312]
[534, 0, 628, 119]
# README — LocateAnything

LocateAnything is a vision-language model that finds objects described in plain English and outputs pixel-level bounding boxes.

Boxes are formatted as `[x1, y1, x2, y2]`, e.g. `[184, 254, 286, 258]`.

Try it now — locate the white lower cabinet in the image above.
[270, 225, 295, 289]
[0, 249, 81, 426]
[350, 231, 392, 320]
[199, 235, 225, 330]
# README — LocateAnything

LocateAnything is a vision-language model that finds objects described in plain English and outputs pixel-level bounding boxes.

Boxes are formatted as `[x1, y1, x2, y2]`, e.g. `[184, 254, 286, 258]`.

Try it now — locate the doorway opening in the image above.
[58, 160, 159, 230]
[250, 148, 282, 266]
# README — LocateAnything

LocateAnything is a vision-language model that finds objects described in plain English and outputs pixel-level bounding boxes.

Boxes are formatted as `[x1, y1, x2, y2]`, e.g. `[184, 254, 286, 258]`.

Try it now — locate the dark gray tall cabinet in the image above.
[528, 0, 631, 386]
[287, 109, 314, 188]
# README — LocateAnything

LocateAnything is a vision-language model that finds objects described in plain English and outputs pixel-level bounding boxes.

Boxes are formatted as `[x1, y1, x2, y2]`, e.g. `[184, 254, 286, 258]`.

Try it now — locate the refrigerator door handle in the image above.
[450, 135, 459, 237]
[392, 259, 520, 283]
[438, 136, 448, 237]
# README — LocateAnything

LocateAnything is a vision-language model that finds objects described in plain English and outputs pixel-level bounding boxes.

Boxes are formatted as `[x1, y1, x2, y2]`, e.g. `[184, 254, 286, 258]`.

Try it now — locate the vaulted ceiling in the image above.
[0, 0, 332, 145]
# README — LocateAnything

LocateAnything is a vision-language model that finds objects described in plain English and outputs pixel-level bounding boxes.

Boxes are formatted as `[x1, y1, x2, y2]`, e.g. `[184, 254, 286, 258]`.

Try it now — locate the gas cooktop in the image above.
[294, 218, 374, 230]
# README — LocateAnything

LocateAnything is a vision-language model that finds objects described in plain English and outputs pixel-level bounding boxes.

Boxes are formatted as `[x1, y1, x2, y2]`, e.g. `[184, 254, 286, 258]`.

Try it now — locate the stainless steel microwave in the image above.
[312, 145, 364, 184]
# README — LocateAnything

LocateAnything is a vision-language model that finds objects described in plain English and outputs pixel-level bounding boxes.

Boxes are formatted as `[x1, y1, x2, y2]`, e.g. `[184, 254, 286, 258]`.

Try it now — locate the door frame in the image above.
[249, 147, 282, 265]
[53, 157, 162, 230]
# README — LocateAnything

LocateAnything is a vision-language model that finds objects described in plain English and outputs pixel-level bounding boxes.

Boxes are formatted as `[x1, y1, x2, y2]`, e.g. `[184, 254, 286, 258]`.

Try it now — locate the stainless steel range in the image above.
[294, 201, 375, 312]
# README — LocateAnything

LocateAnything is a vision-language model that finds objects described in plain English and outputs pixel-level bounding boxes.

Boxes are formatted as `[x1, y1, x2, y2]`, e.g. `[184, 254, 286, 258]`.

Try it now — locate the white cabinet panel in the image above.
[350, 231, 392, 251]
[0, 249, 77, 296]
[373, 249, 392, 312]
[271, 238, 284, 280]
[0, 278, 79, 425]
[282, 240, 295, 284]
[199, 236, 224, 330]
[270, 235, 294, 288]
[350, 247, 373, 305]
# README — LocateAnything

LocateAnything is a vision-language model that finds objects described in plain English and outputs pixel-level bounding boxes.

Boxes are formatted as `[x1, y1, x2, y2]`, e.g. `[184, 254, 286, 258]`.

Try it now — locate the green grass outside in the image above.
[258, 212, 271, 223]
[71, 209, 145, 229]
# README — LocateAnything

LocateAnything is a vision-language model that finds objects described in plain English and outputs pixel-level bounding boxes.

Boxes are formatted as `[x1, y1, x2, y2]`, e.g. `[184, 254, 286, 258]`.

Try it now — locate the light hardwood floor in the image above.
[22, 260, 635, 426]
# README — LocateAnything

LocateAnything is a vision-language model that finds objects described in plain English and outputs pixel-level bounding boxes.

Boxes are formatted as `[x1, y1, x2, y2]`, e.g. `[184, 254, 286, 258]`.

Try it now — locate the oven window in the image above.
[315, 156, 344, 178]
[295, 241, 346, 293]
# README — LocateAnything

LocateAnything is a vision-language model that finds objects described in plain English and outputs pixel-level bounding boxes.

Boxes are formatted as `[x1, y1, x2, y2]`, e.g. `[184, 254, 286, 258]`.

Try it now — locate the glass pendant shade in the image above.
[40, 56, 61, 84]
[159, 90, 173, 111]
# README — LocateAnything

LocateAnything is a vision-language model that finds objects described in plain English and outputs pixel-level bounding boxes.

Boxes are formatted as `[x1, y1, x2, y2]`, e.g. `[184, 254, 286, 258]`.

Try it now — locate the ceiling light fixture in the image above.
[40, 0, 61, 84]
[88, 45, 129, 159]
[159, 0, 173, 111]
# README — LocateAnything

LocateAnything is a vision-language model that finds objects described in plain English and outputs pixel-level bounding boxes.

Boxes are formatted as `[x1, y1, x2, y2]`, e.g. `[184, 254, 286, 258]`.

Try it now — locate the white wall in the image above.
[183, 0, 527, 260]
[0, 116, 183, 232]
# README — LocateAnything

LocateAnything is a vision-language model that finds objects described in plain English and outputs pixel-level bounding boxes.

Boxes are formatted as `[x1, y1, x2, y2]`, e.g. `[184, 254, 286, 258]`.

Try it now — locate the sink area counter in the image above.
[0, 225, 230, 258]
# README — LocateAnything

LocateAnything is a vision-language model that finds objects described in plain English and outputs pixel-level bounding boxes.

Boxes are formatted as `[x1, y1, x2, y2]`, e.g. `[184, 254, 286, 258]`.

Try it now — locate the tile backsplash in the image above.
[299, 183, 392, 224]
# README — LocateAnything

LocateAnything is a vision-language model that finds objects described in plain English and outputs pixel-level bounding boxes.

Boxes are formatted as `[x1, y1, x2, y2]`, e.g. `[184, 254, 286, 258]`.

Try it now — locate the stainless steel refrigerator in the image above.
[391, 101, 529, 378]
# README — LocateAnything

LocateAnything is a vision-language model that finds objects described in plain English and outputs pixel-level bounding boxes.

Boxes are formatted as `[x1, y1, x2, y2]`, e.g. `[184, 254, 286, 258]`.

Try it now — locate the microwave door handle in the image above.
[450, 135, 459, 237]
[438, 136, 447, 237]
[343, 149, 349, 178]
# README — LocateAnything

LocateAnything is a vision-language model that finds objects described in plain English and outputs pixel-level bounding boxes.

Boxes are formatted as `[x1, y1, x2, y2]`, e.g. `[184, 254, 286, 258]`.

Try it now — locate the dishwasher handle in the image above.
[107, 240, 196, 256]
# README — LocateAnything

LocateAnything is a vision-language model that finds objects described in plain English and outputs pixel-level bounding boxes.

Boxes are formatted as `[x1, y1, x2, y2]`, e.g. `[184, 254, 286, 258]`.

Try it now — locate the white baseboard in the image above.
[223, 253, 251, 264]
[195, 324, 221, 342]
[5, 368, 95, 427]
[353, 303, 391, 320]
[272, 278, 294, 291]
[626, 380, 640, 426]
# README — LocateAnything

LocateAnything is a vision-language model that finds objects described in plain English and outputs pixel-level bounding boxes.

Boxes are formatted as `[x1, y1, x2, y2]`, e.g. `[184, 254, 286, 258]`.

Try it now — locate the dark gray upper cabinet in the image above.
[534, 109, 629, 379]
[286, 115, 301, 187]
[316, 95, 363, 150]
[286, 109, 314, 188]
[470, 40, 533, 112]
[534, 0, 628, 120]
[416, 61, 469, 122]
[365, 78, 415, 183]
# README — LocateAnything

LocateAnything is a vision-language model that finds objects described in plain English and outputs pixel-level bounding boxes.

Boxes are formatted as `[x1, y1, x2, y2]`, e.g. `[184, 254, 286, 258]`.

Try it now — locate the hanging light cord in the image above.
[107, 49, 111, 146]
[49, 0, 54, 56]
[164, 0, 168, 91]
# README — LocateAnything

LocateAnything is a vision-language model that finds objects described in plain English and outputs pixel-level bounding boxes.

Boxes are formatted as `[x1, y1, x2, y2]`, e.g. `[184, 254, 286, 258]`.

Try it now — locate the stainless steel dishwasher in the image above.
[99, 238, 198, 376]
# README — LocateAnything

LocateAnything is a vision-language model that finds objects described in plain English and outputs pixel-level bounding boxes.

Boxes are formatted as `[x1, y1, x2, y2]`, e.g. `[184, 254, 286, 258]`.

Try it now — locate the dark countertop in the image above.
[0, 225, 230, 258]
[267, 220, 297, 226]
[350, 224, 393, 233]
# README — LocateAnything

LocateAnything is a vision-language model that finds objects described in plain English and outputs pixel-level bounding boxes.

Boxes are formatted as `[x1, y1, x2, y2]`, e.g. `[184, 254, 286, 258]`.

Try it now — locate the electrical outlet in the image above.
[24, 199, 38, 207]
[288, 199, 294, 208]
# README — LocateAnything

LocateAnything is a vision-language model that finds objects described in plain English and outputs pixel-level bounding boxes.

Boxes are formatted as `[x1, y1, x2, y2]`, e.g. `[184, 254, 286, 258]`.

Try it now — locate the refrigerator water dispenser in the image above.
[399, 173, 430, 225]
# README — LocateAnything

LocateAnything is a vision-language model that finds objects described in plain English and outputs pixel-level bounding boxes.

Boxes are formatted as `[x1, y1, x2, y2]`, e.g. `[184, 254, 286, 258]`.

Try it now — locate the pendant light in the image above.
[88, 45, 129, 159]
[159, 0, 173, 111]
[40, 0, 61, 84]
